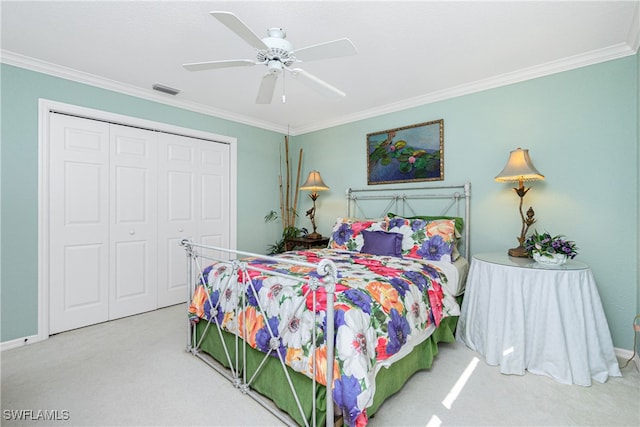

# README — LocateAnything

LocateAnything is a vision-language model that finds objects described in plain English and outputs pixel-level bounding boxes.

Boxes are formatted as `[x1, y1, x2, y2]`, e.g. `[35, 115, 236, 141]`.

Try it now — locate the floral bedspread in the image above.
[188, 248, 459, 427]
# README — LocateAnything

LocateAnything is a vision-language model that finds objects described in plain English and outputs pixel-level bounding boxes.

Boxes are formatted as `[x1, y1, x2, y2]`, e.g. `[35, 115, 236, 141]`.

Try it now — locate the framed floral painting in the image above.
[367, 119, 444, 185]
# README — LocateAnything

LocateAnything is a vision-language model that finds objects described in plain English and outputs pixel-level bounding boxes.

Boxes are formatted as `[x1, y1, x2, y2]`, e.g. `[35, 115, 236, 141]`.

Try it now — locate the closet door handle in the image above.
[129, 229, 135, 236]
[178, 228, 184, 233]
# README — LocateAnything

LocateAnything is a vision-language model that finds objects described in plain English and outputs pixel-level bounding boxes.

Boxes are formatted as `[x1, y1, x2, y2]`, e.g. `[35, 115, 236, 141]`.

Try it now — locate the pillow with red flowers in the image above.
[384, 216, 456, 262]
[327, 218, 386, 251]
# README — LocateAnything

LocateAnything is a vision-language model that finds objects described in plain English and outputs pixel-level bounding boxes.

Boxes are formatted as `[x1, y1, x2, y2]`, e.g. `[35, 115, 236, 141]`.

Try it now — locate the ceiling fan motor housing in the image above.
[256, 29, 295, 67]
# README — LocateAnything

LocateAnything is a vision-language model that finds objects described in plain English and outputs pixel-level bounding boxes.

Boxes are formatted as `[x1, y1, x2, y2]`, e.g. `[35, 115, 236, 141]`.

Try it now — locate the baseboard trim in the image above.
[1, 334, 42, 351]
[5, 337, 640, 371]
[615, 347, 640, 371]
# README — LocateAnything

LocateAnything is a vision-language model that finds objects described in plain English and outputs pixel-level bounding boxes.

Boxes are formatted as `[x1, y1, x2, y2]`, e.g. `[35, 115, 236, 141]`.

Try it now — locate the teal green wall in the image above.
[2, 54, 638, 351]
[0, 64, 284, 342]
[294, 55, 639, 350]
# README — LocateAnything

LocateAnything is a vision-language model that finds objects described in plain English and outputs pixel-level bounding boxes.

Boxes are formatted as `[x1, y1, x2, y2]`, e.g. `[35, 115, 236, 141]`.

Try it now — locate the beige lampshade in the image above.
[495, 148, 544, 182]
[300, 170, 329, 192]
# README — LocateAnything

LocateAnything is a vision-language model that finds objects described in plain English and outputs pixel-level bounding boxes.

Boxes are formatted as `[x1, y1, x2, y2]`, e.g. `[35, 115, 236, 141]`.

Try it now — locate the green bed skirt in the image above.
[193, 315, 458, 426]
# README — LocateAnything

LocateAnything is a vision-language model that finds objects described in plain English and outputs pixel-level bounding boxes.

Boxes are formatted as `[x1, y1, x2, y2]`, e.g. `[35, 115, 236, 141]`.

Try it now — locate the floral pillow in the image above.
[387, 212, 463, 260]
[327, 218, 386, 251]
[384, 216, 456, 262]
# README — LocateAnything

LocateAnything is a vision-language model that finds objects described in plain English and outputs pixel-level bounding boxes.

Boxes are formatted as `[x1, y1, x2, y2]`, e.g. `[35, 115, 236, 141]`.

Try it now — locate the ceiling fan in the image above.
[183, 11, 357, 104]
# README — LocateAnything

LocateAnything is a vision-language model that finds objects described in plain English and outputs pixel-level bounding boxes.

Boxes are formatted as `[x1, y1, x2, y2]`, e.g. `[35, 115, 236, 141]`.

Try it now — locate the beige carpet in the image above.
[2, 305, 638, 426]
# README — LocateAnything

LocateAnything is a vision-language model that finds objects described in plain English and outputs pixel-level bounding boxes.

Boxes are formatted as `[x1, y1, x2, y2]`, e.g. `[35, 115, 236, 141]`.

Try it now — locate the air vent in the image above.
[152, 83, 180, 96]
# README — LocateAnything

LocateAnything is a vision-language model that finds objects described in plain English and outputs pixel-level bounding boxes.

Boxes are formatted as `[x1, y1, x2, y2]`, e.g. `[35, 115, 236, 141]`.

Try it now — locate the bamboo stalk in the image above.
[278, 174, 285, 230]
[278, 143, 285, 230]
[292, 148, 303, 220]
[284, 135, 292, 228]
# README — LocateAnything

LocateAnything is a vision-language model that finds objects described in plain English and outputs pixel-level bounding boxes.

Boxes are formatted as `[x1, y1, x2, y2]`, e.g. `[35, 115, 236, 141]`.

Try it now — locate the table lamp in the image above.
[495, 148, 544, 257]
[299, 170, 329, 240]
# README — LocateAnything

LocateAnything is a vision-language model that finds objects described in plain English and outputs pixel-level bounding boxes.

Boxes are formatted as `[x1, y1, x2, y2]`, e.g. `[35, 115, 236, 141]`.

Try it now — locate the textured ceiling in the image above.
[2, 1, 639, 135]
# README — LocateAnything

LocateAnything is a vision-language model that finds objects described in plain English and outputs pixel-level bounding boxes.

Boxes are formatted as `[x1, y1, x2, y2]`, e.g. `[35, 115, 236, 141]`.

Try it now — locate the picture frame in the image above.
[367, 119, 444, 185]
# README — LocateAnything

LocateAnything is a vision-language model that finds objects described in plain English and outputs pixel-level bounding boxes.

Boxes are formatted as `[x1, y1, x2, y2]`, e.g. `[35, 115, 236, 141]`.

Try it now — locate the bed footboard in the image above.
[180, 239, 338, 427]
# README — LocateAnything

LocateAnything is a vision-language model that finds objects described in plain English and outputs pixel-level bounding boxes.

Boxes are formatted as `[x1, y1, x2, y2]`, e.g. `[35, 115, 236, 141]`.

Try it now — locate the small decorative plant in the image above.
[524, 230, 578, 259]
[265, 210, 307, 254]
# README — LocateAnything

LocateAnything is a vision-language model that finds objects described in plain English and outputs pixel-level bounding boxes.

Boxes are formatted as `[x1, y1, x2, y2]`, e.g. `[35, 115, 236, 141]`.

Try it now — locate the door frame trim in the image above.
[37, 99, 237, 343]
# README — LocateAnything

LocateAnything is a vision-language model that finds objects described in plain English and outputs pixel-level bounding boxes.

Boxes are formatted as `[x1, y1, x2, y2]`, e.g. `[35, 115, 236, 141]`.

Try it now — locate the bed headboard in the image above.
[345, 182, 471, 259]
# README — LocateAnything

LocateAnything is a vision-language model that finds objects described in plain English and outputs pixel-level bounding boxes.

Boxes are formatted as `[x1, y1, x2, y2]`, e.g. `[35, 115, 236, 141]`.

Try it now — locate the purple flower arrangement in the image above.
[524, 230, 578, 259]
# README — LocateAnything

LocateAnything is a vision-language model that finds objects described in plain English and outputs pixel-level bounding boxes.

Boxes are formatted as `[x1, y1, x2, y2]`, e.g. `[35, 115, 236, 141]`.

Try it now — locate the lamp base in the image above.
[306, 232, 324, 240]
[508, 246, 529, 258]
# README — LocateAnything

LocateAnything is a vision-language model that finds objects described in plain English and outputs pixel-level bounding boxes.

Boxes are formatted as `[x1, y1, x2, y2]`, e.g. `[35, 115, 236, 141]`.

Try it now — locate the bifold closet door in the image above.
[157, 133, 230, 308]
[49, 112, 230, 332]
[49, 116, 159, 333]
[49, 114, 110, 334]
[108, 124, 158, 320]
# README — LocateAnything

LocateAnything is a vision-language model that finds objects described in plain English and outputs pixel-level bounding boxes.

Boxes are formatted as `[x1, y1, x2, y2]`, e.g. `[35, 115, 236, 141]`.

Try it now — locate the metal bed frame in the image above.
[181, 241, 338, 426]
[346, 182, 471, 259]
[181, 182, 471, 427]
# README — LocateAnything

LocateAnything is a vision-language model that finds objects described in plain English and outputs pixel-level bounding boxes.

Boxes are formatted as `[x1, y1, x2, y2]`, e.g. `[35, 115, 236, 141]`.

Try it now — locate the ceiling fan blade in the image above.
[293, 38, 357, 62]
[256, 73, 278, 104]
[210, 11, 268, 51]
[289, 68, 346, 98]
[183, 59, 257, 71]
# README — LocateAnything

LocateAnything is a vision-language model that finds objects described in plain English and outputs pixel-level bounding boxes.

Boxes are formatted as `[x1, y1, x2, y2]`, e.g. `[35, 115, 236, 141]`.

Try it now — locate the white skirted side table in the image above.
[456, 252, 621, 386]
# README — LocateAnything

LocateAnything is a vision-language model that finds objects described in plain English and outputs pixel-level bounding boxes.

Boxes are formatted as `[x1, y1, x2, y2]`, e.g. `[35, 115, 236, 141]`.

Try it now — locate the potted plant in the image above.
[265, 210, 308, 254]
[524, 230, 578, 265]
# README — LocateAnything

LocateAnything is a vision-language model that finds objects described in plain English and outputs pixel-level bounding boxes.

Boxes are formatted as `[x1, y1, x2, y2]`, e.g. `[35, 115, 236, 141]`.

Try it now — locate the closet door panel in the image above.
[49, 114, 110, 334]
[157, 134, 197, 307]
[199, 143, 230, 253]
[108, 125, 158, 319]
[63, 244, 104, 308]
[157, 135, 230, 307]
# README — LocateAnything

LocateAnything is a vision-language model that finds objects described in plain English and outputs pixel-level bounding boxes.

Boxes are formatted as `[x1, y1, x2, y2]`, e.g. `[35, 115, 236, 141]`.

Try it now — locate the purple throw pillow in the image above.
[360, 230, 403, 257]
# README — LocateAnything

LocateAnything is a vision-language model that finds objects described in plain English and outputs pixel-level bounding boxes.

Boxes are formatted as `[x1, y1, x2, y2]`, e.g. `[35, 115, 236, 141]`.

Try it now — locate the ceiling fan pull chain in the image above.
[282, 71, 286, 104]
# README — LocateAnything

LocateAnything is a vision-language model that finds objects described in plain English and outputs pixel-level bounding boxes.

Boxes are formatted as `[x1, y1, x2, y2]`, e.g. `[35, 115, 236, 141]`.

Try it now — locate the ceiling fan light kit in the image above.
[183, 11, 356, 104]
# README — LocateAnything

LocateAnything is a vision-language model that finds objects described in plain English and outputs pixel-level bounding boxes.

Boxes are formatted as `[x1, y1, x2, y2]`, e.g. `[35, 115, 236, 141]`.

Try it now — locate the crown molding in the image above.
[293, 41, 638, 135]
[2, 40, 637, 137]
[628, 1, 640, 53]
[0, 50, 289, 135]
